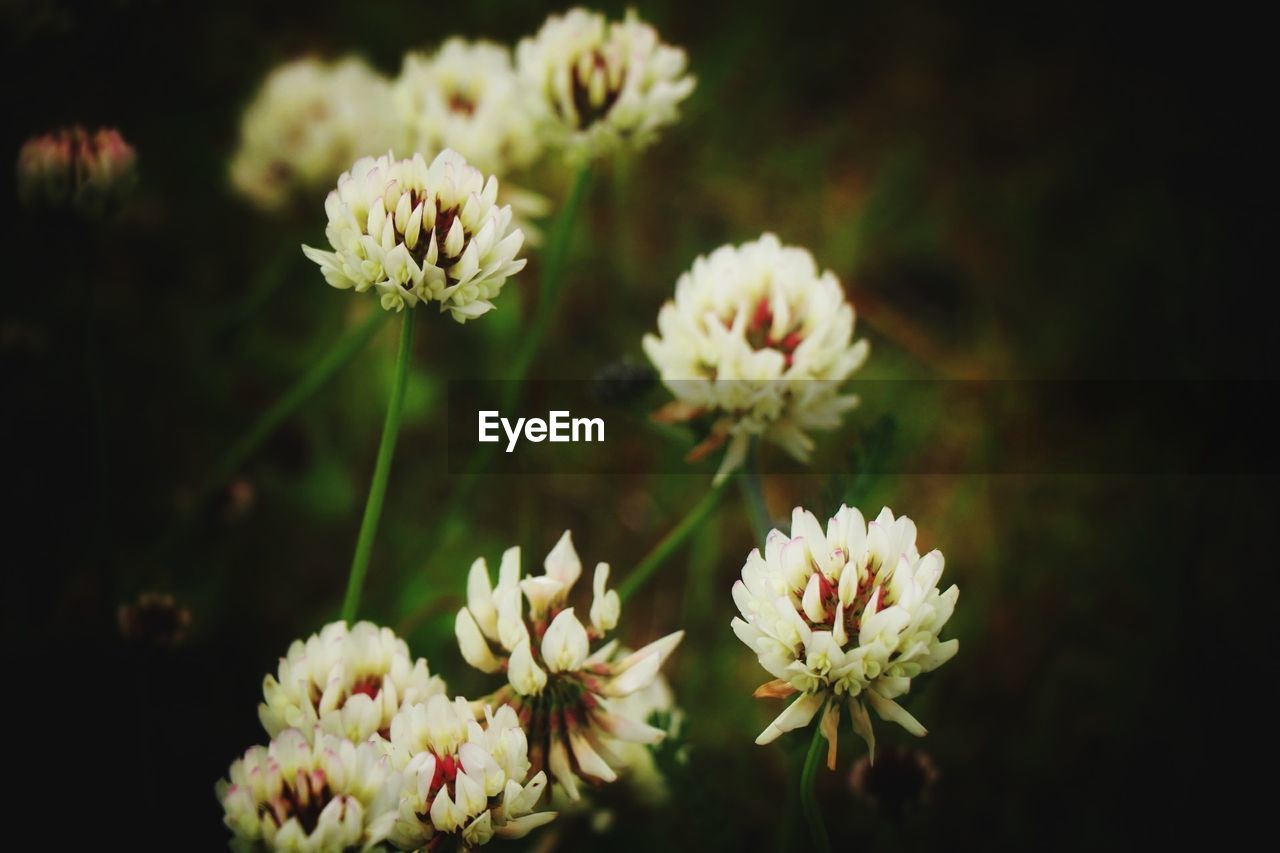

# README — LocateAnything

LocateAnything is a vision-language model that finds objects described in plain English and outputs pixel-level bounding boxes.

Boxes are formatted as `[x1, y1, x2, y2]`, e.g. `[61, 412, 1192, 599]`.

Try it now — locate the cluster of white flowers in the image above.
[217, 5, 966, 845]
[218, 728, 400, 851]
[643, 233, 870, 483]
[454, 531, 684, 800]
[732, 506, 958, 767]
[230, 57, 400, 211]
[220, 621, 557, 850]
[301, 149, 527, 320]
[259, 620, 446, 743]
[516, 8, 695, 161]
[234, 9, 693, 212]
[383, 695, 554, 848]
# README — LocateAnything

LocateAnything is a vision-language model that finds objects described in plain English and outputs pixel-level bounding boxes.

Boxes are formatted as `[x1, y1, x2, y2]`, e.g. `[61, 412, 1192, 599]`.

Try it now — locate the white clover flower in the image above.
[732, 506, 958, 767]
[259, 620, 446, 744]
[643, 233, 870, 483]
[231, 56, 399, 211]
[516, 8, 695, 161]
[551, 672, 683, 820]
[382, 694, 556, 849]
[301, 149, 527, 321]
[394, 39, 542, 179]
[454, 531, 684, 800]
[217, 727, 399, 851]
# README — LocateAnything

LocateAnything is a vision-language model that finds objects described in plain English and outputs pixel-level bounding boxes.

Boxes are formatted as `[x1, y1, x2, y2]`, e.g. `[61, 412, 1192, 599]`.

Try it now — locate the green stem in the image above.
[341, 309, 416, 623]
[217, 242, 299, 339]
[801, 721, 832, 853]
[386, 166, 592, 593]
[504, 164, 592, 407]
[196, 309, 386, 508]
[738, 439, 772, 546]
[618, 480, 727, 602]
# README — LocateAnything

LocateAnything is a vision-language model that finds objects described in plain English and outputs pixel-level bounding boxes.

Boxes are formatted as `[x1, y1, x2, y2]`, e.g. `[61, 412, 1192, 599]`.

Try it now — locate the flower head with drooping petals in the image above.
[643, 233, 870, 483]
[516, 8, 695, 161]
[230, 56, 398, 211]
[217, 727, 399, 851]
[732, 506, 958, 767]
[381, 694, 556, 849]
[394, 39, 542, 178]
[259, 620, 446, 744]
[453, 531, 684, 800]
[302, 149, 527, 320]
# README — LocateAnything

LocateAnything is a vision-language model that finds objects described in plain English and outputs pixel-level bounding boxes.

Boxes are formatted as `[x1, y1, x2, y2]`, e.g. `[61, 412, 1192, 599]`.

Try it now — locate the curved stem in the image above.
[197, 309, 386, 507]
[801, 721, 832, 853]
[618, 480, 728, 602]
[737, 439, 772, 546]
[341, 309, 416, 623]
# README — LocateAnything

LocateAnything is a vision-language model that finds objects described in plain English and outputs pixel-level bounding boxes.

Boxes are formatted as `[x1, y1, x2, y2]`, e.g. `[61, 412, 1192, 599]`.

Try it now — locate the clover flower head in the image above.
[643, 233, 870, 483]
[453, 531, 684, 800]
[17, 126, 137, 218]
[230, 56, 398, 211]
[301, 149, 527, 320]
[732, 506, 958, 767]
[517, 7, 695, 161]
[394, 38, 542, 178]
[217, 727, 399, 851]
[259, 620, 446, 744]
[382, 694, 556, 848]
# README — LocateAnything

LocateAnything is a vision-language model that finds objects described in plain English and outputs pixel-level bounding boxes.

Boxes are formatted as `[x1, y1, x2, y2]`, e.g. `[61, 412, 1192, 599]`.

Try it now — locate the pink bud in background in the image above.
[16, 126, 137, 217]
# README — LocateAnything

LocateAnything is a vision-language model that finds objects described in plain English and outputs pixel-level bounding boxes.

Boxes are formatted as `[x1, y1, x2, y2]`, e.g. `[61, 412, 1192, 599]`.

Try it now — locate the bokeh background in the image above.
[2, 1, 1272, 849]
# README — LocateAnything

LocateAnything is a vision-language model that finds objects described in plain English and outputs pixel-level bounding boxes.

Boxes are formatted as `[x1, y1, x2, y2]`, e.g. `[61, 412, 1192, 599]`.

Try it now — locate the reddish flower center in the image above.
[745, 297, 804, 366]
[349, 675, 383, 701]
[570, 51, 624, 128]
[448, 91, 476, 116]
[266, 769, 332, 834]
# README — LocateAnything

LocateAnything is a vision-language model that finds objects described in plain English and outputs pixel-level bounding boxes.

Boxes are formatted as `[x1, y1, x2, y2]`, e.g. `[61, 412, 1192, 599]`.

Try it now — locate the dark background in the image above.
[2, 0, 1274, 849]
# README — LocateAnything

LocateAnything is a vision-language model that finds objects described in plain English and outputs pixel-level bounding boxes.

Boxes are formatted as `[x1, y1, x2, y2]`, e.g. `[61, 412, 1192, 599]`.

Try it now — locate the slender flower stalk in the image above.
[801, 723, 832, 853]
[737, 439, 772, 547]
[341, 309, 415, 623]
[617, 479, 727, 602]
[504, 164, 591, 406]
[201, 310, 386, 507]
[148, 309, 386, 565]
[387, 165, 591, 601]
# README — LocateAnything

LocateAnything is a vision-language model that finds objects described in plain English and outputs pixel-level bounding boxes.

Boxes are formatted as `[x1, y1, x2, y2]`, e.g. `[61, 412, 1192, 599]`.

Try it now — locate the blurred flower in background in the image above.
[258, 620, 447, 743]
[218, 727, 399, 850]
[383, 694, 555, 848]
[454, 532, 684, 799]
[301, 149, 526, 319]
[733, 506, 958, 765]
[516, 7, 695, 161]
[117, 591, 190, 648]
[850, 746, 939, 818]
[393, 38, 549, 243]
[394, 39, 542, 180]
[644, 233, 869, 483]
[16, 126, 137, 218]
[230, 56, 398, 211]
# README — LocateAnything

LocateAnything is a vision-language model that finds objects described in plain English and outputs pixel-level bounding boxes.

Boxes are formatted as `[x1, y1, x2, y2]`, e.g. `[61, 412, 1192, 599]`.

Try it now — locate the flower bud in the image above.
[16, 126, 136, 218]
